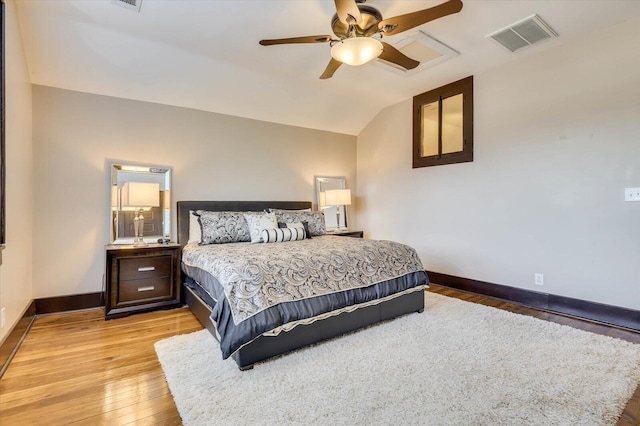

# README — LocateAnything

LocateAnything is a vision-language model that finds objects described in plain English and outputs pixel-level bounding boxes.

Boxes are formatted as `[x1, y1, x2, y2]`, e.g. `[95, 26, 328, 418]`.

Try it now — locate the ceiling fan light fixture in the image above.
[330, 37, 383, 66]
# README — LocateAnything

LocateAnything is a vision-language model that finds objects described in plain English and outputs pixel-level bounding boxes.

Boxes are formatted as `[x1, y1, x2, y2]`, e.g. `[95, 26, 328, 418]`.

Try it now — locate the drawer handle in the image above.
[138, 286, 155, 292]
[137, 266, 155, 272]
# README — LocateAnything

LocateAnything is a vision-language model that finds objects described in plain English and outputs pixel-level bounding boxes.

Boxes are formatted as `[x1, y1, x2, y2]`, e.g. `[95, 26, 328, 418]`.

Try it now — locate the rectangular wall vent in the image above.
[486, 14, 557, 53]
[376, 31, 459, 75]
[112, 0, 142, 12]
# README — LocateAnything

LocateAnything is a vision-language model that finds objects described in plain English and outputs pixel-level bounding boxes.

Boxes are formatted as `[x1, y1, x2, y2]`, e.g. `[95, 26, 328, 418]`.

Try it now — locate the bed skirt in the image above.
[184, 283, 425, 370]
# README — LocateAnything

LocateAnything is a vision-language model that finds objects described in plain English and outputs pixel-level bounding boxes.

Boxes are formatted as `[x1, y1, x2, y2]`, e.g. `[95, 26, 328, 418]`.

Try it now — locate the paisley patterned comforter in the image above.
[182, 236, 428, 358]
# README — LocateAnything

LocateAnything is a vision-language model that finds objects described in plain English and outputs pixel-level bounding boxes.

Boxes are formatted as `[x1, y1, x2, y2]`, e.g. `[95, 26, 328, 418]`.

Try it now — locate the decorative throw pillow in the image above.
[261, 225, 306, 243]
[270, 210, 326, 236]
[298, 221, 312, 239]
[278, 221, 312, 239]
[197, 211, 251, 244]
[288, 223, 306, 237]
[188, 211, 202, 244]
[244, 212, 278, 243]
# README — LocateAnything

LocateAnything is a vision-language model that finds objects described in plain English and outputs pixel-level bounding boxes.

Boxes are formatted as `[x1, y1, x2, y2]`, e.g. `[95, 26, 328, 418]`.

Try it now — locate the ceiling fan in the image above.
[259, 0, 463, 79]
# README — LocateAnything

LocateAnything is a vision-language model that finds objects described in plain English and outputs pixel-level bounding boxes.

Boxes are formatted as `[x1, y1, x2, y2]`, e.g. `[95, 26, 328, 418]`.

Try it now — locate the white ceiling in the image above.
[15, 0, 640, 135]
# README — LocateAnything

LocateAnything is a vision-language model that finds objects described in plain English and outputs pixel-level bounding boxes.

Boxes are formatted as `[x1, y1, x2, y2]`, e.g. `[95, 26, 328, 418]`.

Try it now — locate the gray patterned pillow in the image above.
[270, 209, 326, 236]
[197, 211, 251, 244]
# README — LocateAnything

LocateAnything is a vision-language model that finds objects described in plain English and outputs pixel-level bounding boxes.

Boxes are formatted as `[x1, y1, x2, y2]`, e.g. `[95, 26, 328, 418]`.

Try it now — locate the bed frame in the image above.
[177, 201, 425, 370]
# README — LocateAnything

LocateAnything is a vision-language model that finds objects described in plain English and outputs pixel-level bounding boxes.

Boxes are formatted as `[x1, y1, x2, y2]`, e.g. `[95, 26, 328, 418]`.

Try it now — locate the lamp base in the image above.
[133, 238, 148, 247]
[335, 210, 342, 230]
[133, 212, 147, 247]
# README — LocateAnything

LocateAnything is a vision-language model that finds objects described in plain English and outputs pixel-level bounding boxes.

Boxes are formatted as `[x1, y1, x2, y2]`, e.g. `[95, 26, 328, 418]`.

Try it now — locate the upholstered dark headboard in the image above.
[176, 201, 312, 247]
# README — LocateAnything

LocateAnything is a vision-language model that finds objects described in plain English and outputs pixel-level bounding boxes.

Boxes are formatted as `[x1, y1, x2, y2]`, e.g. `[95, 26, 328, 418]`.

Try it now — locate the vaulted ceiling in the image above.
[15, 0, 640, 135]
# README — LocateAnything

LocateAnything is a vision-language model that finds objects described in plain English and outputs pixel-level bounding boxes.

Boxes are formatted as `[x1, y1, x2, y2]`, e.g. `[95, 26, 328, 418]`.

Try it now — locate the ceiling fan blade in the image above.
[379, 42, 419, 70]
[320, 58, 343, 80]
[334, 0, 363, 25]
[259, 35, 332, 46]
[378, 0, 463, 36]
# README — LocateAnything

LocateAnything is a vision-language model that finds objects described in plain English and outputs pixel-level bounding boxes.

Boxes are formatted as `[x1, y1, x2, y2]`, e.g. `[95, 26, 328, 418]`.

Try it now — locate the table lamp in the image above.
[122, 182, 160, 246]
[324, 189, 351, 230]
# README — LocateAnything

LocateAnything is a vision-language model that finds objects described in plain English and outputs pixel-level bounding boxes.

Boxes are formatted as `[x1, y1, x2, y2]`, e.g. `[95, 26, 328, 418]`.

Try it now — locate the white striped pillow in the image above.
[260, 225, 306, 243]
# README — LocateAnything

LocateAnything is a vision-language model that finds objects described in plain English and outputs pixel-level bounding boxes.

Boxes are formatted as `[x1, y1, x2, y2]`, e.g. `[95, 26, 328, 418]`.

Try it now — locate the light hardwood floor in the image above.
[0, 307, 202, 425]
[0, 286, 638, 425]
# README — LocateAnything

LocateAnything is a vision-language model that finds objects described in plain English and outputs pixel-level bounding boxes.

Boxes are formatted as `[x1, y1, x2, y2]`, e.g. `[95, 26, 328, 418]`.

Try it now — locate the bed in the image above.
[177, 201, 428, 370]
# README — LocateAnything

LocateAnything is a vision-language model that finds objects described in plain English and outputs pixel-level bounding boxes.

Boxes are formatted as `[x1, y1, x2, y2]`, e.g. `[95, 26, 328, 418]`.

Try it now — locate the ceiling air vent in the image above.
[111, 0, 142, 12]
[377, 31, 459, 75]
[486, 14, 557, 53]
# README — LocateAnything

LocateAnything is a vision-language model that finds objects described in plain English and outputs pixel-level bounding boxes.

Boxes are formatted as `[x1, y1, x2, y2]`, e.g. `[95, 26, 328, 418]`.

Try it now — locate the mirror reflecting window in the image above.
[314, 176, 347, 230]
[110, 164, 172, 244]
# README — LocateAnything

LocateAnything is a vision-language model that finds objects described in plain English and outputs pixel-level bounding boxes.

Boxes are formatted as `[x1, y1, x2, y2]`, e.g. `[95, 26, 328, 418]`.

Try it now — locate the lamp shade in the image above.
[122, 182, 160, 208]
[324, 189, 352, 206]
[330, 37, 383, 66]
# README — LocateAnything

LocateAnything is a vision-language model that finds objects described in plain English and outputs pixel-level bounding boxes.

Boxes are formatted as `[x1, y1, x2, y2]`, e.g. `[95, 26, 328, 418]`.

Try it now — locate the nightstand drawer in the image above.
[119, 255, 172, 281]
[118, 277, 172, 303]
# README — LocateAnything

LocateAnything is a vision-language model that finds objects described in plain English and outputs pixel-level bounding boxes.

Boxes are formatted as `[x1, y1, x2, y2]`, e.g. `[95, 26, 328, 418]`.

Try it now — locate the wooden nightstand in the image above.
[105, 243, 182, 320]
[328, 230, 364, 238]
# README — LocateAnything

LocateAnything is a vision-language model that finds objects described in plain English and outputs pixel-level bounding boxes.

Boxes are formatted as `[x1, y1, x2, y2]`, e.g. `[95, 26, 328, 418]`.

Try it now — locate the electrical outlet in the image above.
[534, 273, 544, 286]
[1, 307, 5, 329]
[625, 188, 640, 202]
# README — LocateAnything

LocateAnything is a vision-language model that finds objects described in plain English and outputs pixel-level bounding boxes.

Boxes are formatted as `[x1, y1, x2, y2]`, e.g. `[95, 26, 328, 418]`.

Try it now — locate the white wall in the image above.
[357, 17, 640, 310]
[32, 87, 356, 298]
[0, 0, 34, 342]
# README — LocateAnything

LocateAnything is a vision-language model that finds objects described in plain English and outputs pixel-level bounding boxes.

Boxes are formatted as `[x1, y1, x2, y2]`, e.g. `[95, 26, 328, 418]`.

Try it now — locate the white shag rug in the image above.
[155, 293, 640, 426]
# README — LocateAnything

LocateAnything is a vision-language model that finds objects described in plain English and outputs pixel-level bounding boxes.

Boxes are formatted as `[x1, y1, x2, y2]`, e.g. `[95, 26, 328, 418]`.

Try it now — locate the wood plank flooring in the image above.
[0, 286, 638, 425]
[0, 307, 202, 425]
